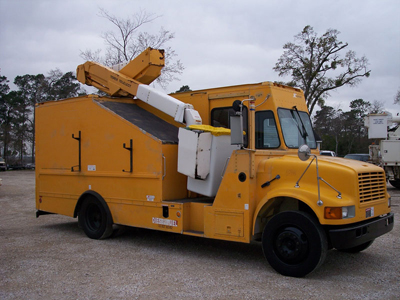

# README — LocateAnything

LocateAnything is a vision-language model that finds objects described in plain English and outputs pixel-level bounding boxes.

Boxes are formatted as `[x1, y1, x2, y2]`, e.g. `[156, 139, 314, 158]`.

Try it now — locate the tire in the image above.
[338, 240, 374, 253]
[262, 211, 328, 277]
[78, 196, 113, 239]
[389, 180, 400, 189]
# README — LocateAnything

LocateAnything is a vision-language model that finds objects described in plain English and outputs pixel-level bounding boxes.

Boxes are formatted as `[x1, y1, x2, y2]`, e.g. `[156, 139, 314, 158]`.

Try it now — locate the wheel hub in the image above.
[275, 227, 308, 264]
[86, 204, 102, 231]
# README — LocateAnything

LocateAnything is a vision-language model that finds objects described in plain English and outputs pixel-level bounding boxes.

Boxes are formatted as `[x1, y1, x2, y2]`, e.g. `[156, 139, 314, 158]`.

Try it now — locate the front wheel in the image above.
[78, 196, 113, 239]
[262, 211, 327, 277]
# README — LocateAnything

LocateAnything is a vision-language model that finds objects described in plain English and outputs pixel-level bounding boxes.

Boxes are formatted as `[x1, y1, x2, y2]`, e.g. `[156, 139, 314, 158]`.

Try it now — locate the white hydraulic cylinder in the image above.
[136, 84, 202, 126]
[391, 115, 400, 124]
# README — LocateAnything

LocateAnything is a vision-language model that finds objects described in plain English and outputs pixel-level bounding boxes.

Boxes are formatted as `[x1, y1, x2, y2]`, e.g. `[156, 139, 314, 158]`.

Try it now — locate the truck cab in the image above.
[171, 82, 393, 276]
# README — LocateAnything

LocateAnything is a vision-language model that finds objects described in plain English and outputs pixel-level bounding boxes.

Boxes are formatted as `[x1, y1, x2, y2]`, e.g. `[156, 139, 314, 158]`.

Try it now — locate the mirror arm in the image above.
[296, 146, 342, 207]
[295, 155, 316, 188]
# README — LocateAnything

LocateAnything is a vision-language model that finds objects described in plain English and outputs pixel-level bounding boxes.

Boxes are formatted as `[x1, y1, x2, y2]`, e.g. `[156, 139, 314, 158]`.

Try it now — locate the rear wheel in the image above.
[78, 196, 113, 239]
[262, 211, 327, 277]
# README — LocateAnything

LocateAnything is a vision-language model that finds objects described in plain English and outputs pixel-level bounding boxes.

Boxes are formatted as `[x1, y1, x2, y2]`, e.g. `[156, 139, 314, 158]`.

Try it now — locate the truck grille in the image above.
[358, 172, 386, 203]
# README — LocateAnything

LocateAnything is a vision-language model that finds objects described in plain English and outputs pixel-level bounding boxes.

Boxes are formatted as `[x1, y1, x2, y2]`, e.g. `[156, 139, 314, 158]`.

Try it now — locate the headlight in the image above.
[325, 206, 355, 219]
[388, 196, 391, 208]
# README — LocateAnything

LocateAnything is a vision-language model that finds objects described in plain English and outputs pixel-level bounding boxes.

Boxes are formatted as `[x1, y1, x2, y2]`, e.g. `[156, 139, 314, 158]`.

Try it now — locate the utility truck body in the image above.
[365, 113, 400, 189]
[36, 48, 393, 277]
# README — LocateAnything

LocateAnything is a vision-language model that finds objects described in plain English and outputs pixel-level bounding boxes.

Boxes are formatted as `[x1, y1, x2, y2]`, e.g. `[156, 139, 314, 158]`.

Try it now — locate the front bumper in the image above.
[327, 213, 394, 250]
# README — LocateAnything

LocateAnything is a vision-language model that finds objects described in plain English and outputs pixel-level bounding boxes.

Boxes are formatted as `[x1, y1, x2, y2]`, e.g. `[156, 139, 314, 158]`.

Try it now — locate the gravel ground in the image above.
[0, 170, 399, 300]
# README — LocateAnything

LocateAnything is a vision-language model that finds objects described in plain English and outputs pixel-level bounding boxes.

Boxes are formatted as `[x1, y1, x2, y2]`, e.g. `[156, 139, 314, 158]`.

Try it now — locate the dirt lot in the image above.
[0, 170, 399, 299]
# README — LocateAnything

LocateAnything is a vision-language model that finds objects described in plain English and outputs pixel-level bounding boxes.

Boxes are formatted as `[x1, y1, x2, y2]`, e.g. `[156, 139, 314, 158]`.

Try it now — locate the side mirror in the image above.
[230, 115, 243, 145]
[298, 144, 311, 161]
[230, 100, 244, 146]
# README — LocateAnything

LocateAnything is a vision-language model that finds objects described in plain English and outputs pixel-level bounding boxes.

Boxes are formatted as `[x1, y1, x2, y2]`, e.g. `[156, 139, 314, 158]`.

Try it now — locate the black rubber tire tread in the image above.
[389, 180, 400, 189]
[78, 195, 113, 240]
[262, 211, 328, 277]
[338, 240, 374, 253]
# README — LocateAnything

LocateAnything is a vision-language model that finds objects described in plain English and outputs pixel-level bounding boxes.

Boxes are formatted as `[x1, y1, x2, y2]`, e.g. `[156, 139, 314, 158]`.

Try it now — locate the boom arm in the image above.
[76, 48, 202, 126]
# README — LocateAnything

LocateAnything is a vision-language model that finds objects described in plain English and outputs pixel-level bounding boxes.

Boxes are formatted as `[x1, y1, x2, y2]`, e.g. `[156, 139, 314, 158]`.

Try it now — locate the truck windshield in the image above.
[278, 108, 316, 149]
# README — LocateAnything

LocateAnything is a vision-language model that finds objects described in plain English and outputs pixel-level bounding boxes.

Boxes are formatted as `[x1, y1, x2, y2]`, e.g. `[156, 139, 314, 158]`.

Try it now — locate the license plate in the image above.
[366, 207, 374, 218]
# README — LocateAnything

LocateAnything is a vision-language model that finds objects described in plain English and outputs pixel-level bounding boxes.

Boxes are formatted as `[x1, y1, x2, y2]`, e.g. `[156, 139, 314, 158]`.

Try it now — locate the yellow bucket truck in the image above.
[35, 48, 393, 277]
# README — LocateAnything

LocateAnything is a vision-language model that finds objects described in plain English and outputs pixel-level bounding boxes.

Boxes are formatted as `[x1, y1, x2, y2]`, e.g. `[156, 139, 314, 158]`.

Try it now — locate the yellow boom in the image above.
[76, 47, 165, 97]
[76, 48, 201, 126]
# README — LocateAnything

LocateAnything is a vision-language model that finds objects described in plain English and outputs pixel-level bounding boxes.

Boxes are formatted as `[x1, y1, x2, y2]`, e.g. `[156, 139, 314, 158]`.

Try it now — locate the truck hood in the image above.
[257, 153, 386, 206]
[258, 154, 382, 174]
[313, 155, 382, 173]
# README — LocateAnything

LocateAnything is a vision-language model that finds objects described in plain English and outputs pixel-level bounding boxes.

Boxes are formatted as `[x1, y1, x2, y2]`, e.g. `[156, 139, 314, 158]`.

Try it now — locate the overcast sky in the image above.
[1, 0, 399, 115]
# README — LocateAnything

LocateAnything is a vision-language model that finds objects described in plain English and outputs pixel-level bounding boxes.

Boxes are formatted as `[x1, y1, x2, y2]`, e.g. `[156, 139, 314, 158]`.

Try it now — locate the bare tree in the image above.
[395, 89, 400, 105]
[370, 100, 385, 114]
[274, 26, 371, 114]
[80, 9, 183, 89]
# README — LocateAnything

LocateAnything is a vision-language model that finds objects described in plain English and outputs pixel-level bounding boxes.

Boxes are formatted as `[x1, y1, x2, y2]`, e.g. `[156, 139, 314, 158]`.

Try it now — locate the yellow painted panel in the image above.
[38, 195, 77, 217]
[183, 202, 206, 232]
[109, 202, 182, 233]
[161, 144, 188, 200]
[215, 211, 244, 237]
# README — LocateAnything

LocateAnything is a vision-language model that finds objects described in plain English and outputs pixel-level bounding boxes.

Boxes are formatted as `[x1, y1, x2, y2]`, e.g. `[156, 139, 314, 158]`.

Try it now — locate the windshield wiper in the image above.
[291, 106, 308, 141]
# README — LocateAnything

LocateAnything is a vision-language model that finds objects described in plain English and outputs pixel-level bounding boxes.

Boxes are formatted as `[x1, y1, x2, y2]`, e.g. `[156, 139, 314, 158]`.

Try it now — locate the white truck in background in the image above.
[365, 113, 400, 189]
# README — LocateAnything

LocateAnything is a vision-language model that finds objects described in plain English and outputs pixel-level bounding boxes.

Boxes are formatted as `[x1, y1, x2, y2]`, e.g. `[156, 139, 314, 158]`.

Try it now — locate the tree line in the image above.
[0, 71, 85, 165]
[313, 99, 384, 156]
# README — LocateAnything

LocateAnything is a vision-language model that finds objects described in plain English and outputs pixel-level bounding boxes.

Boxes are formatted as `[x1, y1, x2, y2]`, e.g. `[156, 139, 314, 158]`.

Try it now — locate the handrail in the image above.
[71, 131, 81, 172]
[122, 139, 133, 173]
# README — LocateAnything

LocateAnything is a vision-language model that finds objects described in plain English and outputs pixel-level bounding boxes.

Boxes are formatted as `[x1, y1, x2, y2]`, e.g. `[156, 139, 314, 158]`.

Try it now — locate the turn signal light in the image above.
[325, 207, 342, 219]
[325, 206, 355, 219]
